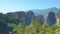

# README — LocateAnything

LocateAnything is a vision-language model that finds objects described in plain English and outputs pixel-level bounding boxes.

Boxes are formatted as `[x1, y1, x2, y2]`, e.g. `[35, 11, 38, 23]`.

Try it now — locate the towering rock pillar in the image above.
[46, 11, 56, 26]
[57, 10, 60, 26]
[25, 10, 35, 25]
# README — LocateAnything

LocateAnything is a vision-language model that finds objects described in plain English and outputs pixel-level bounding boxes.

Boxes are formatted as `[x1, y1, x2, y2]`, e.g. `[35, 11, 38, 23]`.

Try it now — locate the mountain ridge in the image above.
[5, 7, 60, 17]
[31, 7, 59, 16]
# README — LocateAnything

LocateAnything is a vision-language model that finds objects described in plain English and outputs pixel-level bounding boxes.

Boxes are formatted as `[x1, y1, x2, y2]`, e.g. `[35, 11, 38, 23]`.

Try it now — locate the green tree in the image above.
[24, 20, 37, 34]
[49, 24, 57, 34]
[42, 23, 49, 34]
[56, 24, 60, 32]
[13, 21, 25, 34]
[35, 19, 41, 34]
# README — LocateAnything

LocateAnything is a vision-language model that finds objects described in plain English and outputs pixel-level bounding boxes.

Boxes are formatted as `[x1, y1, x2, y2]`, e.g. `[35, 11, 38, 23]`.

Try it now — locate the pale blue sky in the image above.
[0, 0, 60, 14]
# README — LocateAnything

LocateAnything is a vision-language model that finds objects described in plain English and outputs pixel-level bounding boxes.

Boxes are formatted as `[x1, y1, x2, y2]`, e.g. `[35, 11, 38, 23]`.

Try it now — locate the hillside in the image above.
[0, 13, 20, 33]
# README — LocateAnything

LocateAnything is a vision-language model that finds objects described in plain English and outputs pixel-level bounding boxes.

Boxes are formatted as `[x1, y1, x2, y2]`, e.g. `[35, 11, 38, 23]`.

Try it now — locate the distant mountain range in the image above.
[31, 7, 59, 17]
[6, 7, 60, 17]
[6, 7, 59, 17]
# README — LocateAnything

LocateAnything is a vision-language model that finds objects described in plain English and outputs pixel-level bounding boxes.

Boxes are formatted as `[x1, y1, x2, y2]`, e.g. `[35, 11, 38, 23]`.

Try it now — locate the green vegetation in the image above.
[12, 19, 60, 34]
[0, 13, 19, 31]
[13, 21, 25, 34]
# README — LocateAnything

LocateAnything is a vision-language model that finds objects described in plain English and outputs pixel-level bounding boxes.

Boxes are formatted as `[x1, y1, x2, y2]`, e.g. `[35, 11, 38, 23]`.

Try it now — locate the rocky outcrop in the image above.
[56, 10, 60, 26]
[25, 10, 35, 25]
[6, 11, 35, 25]
[6, 12, 18, 19]
[46, 11, 56, 26]
[6, 11, 25, 23]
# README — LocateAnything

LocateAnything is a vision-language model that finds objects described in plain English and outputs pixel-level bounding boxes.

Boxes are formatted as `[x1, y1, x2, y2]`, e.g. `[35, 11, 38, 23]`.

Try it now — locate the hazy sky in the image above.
[0, 0, 60, 14]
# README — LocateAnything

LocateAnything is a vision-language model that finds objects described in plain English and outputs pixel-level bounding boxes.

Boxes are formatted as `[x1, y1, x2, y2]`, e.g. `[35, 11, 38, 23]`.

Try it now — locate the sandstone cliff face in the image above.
[46, 11, 56, 26]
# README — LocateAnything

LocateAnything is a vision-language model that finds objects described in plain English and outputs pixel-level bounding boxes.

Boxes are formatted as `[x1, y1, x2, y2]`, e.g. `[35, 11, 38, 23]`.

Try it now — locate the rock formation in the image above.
[6, 11, 25, 23]
[56, 10, 60, 26]
[6, 10, 57, 26]
[46, 11, 56, 26]
[25, 10, 35, 25]
[6, 11, 35, 25]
